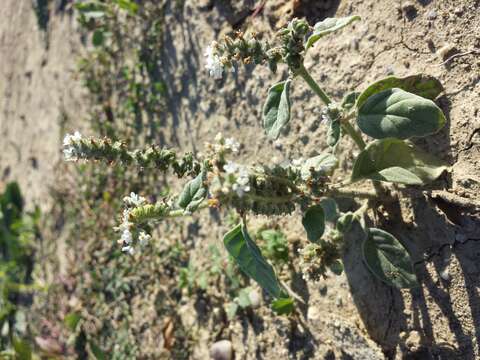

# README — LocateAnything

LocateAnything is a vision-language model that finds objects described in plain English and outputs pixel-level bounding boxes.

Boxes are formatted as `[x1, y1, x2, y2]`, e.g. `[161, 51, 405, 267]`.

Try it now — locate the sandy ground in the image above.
[1, 0, 480, 358]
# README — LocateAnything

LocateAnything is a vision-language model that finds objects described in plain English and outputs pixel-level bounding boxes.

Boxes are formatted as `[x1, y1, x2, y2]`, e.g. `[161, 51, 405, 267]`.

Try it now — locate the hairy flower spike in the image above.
[63, 133, 201, 177]
[205, 42, 224, 80]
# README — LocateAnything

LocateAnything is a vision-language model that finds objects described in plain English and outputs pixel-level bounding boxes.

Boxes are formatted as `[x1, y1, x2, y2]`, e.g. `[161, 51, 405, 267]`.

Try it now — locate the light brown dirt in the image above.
[1, 0, 479, 359]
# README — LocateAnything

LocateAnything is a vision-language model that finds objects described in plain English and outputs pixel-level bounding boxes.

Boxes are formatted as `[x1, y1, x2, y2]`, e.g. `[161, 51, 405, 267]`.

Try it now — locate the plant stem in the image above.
[296, 64, 367, 151]
[296, 64, 331, 105]
[326, 188, 379, 201]
[341, 121, 366, 149]
[166, 202, 210, 218]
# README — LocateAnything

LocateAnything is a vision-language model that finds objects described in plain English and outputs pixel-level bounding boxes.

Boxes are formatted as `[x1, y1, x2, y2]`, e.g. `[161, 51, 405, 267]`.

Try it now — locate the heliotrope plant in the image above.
[64, 17, 447, 312]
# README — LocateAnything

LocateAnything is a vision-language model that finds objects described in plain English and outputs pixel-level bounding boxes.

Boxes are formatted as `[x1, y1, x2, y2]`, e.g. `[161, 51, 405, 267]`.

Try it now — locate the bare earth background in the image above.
[1, 0, 479, 358]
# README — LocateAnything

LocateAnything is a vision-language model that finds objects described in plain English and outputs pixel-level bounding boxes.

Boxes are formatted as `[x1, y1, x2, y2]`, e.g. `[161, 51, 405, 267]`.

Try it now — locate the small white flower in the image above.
[121, 229, 133, 244]
[122, 245, 135, 255]
[223, 161, 238, 174]
[138, 231, 151, 246]
[291, 158, 304, 167]
[123, 192, 146, 207]
[225, 137, 240, 153]
[63, 131, 82, 146]
[63, 131, 83, 161]
[204, 43, 224, 80]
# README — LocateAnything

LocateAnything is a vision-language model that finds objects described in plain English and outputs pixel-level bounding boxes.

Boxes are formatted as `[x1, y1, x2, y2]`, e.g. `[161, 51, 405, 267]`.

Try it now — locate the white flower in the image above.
[204, 43, 224, 80]
[63, 131, 82, 146]
[225, 138, 240, 153]
[63, 131, 83, 161]
[122, 245, 135, 255]
[123, 192, 146, 207]
[139, 231, 151, 246]
[291, 158, 304, 167]
[223, 161, 238, 174]
[121, 229, 133, 244]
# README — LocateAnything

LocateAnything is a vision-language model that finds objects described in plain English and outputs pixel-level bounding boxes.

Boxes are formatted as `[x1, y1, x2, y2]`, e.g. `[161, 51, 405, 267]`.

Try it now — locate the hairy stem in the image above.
[296, 64, 331, 105]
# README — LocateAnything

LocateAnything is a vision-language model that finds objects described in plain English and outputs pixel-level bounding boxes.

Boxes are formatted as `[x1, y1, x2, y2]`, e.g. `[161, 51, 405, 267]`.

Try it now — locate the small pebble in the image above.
[440, 267, 451, 282]
[426, 9, 438, 20]
[453, 7, 463, 16]
[248, 289, 261, 309]
[210, 340, 233, 360]
[437, 44, 457, 60]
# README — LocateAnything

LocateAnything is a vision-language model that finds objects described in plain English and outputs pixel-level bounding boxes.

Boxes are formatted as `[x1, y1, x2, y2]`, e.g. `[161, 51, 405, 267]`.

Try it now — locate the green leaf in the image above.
[226, 302, 239, 320]
[92, 29, 104, 47]
[236, 288, 252, 308]
[356, 74, 443, 109]
[271, 297, 294, 315]
[306, 16, 361, 50]
[336, 212, 354, 233]
[327, 120, 341, 147]
[302, 205, 325, 242]
[351, 138, 446, 185]
[223, 224, 282, 298]
[177, 170, 207, 213]
[114, 0, 139, 14]
[357, 88, 446, 139]
[263, 79, 292, 139]
[65, 312, 82, 331]
[329, 260, 344, 275]
[300, 153, 338, 181]
[12, 337, 31, 360]
[89, 340, 107, 360]
[362, 228, 418, 288]
[341, 91, 360, 111]
[319, 198, 339, 222]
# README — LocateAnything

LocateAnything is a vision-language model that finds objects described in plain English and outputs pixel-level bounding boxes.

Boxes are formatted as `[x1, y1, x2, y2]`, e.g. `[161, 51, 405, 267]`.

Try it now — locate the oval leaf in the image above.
[223, 224, 282, 298]
[319, 197, 339, 223]
[327, 119, 341, 147]
[357, 88, 446, 139]
[356, 74, 443, 109]
[341, 91, 360, 111]
[306, 15, 361, 50]
[302, 205, 325, 242]
[177, 170, 207, 213]
[271, 297, 294, 315]
[351, 138, 446, 185]
[301, 153, 338, 181]
[263, 79, 292, 139]
[363, 228, 418, 288]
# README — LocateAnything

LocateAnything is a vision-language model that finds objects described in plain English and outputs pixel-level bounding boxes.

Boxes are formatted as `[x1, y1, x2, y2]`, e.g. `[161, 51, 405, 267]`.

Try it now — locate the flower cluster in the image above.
[63, 131, 84, 161]
[115, 192, 150, 255]
[223, 161, 251, 197]
[321, 103, 342, 124]
[204, 43, 224, 80]
[298, 239, 341, 281]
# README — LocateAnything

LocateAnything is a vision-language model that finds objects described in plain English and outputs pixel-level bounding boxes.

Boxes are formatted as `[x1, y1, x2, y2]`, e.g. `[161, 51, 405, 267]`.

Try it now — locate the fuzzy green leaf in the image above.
[263, 79, 292, 139]
[271, 297, 294, 315]
[351, 138, 446, 185]
[89, 341, 107, 360]
[357, 88, 446, 139]
[327, 120, 341, 147]
[363, 228, 418, 288]
[341, 91, 360, 111]
[302, 205, 325, 242]
[306, 16, 361, 50]
[356, 74, 443, 109]
[336, 212, 354, 233]
[319, 197, 339, 223]
[300, 153, 338, 181]
[12, 338, 32, 360]
[64, 312, 81, 331]
[177, 170, 207, 213]
[223, 224, 282, 298]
